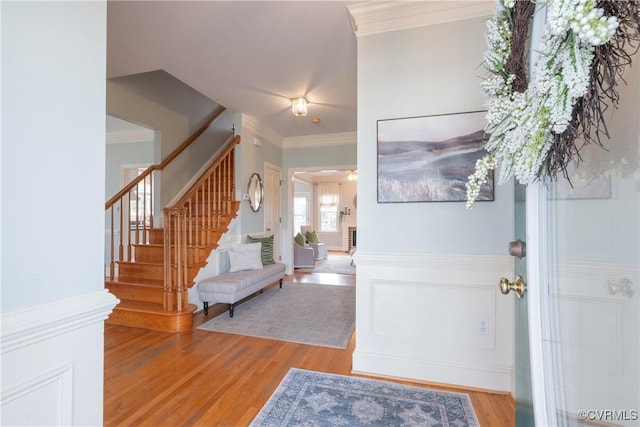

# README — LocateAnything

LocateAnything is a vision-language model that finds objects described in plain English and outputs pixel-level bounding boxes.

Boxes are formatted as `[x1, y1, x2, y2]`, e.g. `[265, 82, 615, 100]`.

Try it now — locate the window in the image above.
[123, 166, 153, 228]
[318, 183, 339, 232]
[293, 193, 310, 236]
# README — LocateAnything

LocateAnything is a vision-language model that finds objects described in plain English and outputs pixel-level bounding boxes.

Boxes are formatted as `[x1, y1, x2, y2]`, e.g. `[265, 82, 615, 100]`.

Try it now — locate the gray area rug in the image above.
[250, 368, 480, 426]
[313, 254, 356, 275]
[197, 283, 355, 348]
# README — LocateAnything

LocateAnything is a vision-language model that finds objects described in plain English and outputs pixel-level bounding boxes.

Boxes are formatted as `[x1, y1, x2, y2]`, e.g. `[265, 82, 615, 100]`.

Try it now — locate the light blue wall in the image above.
[357, 18, 514, 255]
[236, 120, 285, 235]
[106, 71, 234, 207]
[2, 1, 107, 310]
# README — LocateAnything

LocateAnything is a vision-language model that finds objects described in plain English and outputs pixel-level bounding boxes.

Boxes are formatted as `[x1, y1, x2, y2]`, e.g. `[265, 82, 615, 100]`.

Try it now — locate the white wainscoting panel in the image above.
[352, 251, 515, 392]
[1, 290, 118, 426]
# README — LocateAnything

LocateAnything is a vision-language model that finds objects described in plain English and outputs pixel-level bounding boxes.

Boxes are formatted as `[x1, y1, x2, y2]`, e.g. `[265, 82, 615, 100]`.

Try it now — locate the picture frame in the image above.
[377, 110, 494, 203]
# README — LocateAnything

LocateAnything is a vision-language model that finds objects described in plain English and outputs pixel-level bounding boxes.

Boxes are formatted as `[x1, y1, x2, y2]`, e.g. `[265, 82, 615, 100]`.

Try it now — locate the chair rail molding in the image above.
[1, 290, 118, 426]
[1, 289, 119, 354]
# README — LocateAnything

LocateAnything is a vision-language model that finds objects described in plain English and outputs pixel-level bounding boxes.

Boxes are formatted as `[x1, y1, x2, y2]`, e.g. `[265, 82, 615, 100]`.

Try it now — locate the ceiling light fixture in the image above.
[291, 97, 308, 117]
[347, 170, 358, 181]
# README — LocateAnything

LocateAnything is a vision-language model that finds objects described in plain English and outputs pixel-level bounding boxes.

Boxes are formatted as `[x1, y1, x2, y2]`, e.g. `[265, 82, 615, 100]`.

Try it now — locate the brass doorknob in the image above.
[499, 276, 526, 298]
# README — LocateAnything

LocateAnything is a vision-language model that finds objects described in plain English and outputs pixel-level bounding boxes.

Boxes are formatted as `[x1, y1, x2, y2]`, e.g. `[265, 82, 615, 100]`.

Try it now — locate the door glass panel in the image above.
[542, 61, 639, 425]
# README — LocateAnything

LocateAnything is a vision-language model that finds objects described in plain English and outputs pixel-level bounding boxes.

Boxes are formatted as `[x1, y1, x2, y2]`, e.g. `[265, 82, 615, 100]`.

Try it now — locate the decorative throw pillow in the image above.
[246, 234, 275, 265]
[228, 243, 263, 272]
[294, 232, 306, 247]
[305, 230, 320, 243]
[232, 242, 262, 252]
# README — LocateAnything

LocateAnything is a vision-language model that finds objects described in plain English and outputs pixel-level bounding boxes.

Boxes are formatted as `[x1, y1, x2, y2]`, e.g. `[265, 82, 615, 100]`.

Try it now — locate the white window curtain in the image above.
[317, 183, 340, 232]
[318, 183, 339, 207]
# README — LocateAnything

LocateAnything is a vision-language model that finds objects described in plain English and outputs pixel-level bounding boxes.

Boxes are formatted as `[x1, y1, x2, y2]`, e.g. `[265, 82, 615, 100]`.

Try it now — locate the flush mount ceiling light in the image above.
[347, 170, 358, 181]
[291, 97, 308, 117]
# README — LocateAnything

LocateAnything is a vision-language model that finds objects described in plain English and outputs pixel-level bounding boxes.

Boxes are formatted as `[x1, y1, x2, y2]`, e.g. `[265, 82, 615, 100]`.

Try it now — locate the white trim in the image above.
[353, 351, 513, 392]
[0, 363, 74, 425]
[353, 250, 512, 271]
[241, 113, 283, 147]
[0, 290, 119, 354]
[282, 132, 357, 149]
[527, 3, 553, 425]
[527, 182, 552, 426]
[353, 250, 515, 392]
[347, 1, 494, 37]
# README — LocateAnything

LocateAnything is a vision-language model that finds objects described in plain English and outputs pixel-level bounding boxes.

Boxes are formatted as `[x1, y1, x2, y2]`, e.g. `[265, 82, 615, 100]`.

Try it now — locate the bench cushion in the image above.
[197, 261, 286, 305]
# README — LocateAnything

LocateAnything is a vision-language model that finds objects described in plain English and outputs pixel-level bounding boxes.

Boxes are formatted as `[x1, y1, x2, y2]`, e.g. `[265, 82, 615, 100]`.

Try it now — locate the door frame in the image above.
[525, 5, 554, 425]
[526, 183, 554, 425]
[263, 162, 282, 262]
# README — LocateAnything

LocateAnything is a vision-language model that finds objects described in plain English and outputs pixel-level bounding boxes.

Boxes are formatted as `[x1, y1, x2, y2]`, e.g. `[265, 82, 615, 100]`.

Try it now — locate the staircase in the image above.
[105, 110, 241, 332]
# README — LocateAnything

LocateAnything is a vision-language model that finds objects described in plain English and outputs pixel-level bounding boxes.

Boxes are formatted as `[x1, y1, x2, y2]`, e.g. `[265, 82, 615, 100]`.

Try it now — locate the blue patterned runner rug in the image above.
[250, 368, 480, 426]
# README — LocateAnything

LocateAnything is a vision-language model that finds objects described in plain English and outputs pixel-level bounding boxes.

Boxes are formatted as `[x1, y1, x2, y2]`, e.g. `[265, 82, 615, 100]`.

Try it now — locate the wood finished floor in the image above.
[104, 266, 515, 426]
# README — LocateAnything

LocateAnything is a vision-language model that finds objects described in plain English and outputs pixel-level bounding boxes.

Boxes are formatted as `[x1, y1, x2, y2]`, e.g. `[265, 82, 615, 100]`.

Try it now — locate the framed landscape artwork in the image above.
[377, 110, 494, 203]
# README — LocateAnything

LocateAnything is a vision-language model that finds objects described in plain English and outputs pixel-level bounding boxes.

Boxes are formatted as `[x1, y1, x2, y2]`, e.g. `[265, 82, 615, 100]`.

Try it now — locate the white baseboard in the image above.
[353, 349, 513, 392]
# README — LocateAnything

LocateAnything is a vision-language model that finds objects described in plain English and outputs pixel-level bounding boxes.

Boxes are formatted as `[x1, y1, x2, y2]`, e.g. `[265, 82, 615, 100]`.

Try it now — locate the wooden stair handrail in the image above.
[105, 106, 226, 210]
[158, 106, 227, 170]
[161, 134, 240, 311]
[168, 135, 241, 209]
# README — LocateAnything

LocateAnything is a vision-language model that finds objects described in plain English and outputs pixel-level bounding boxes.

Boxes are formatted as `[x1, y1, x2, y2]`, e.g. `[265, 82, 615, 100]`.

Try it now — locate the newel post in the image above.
[162, 207, 188, 311]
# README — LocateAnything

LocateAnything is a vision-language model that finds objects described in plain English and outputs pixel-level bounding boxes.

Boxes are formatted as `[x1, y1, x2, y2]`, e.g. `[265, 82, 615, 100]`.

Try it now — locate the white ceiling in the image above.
[106, 1, 494, 141]
[107, 1, 359, 140]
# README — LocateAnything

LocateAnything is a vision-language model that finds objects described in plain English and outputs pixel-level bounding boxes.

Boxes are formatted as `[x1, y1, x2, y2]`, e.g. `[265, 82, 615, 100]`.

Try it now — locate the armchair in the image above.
[293, 233, 315, 268]
[300, 226, 328, 261]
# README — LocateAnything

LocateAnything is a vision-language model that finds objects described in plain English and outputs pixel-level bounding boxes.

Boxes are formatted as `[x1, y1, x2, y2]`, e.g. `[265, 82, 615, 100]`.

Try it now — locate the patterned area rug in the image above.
[197, 283, 355, 348]
[313, 254, 356, 275]
[250, 368, 480, 426]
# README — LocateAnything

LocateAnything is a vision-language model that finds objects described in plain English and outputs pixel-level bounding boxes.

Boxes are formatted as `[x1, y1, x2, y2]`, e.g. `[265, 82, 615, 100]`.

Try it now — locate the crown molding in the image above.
[347, 1, 495, 37]
[282, 131, 357, 149]
[106, 128, 155, 144]
[240, 114, 283, 147]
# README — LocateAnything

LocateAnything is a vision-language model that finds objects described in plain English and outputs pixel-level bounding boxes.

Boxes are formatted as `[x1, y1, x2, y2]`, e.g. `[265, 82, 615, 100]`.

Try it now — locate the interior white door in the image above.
[526, 32, 640, 427]
[264, 164, 282, 261]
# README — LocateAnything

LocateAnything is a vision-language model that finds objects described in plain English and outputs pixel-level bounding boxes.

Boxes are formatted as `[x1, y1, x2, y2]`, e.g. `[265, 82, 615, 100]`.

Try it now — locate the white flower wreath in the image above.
[466, 0, 620, 208]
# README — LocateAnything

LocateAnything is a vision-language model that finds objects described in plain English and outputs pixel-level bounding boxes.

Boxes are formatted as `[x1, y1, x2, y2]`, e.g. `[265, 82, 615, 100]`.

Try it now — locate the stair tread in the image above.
[117, 260, 163, 266]
[131, 243, 219, 249]
[106, 277, 164, 286]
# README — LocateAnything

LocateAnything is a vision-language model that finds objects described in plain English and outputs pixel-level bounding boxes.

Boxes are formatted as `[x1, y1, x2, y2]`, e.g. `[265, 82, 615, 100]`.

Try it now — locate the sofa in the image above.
[195, 240, 286, 317]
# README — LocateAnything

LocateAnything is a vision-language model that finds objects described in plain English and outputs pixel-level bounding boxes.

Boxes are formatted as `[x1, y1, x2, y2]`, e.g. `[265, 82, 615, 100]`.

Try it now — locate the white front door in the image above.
[528, 47, 639, 427]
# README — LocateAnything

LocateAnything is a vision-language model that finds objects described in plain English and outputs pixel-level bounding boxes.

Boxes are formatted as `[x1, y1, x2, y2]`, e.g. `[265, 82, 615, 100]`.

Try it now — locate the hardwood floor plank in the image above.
[104, 272, 514, 426]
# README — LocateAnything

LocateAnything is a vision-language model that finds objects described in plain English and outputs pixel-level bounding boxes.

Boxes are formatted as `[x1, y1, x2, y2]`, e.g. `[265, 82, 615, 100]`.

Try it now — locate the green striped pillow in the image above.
[246, 234, 275, 265]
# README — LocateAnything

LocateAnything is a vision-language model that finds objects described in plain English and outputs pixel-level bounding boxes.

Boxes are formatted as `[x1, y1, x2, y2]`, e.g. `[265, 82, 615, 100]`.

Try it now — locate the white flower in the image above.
[465, 0, 623, 207]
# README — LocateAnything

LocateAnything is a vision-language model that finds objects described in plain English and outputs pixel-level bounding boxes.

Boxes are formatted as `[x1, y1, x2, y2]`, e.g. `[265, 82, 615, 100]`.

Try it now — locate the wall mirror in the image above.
[247, 173, 263, 212]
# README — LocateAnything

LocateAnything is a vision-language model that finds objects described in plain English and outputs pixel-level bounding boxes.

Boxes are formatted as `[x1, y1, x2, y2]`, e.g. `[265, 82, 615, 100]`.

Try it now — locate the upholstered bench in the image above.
[195, 239, 285, 317]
